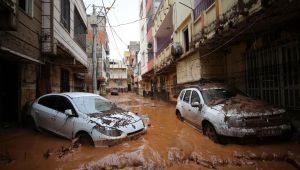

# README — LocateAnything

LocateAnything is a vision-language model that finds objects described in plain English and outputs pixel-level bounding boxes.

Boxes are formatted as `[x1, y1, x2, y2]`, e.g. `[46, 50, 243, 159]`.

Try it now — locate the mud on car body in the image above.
[175, 83, 292, 143]
[29, 92, 146, 147]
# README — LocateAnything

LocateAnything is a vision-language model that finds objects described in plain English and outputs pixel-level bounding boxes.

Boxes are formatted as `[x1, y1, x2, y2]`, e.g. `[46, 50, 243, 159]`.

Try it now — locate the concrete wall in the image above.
[173, 0, 192, 32]
[177, 52, 201, 84]
[108, 79, 127, 89]
[20, 63, 37, 122]
[225, 43, 247, 91]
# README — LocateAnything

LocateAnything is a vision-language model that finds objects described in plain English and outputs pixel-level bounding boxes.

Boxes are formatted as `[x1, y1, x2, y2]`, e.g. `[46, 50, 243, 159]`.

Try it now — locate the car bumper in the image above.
[216, 124, 292, 138]
[94, 128, 147, 147]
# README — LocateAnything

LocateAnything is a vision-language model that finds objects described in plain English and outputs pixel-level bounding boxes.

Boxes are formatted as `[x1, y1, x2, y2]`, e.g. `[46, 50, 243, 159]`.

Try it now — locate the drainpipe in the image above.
[91, 24, 98, 93]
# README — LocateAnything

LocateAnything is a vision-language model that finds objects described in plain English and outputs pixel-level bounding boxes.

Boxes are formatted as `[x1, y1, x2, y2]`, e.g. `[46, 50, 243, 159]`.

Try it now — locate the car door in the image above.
[51, 96, 77, 139]
[188, 90, 203, 128]
[35, 96, 59, 131]
[181, 90, 192, 121]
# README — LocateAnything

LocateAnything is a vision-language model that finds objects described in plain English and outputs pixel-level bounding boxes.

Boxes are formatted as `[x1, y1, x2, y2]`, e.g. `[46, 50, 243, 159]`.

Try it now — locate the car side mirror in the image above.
[65, 109, 73, 116]
[191, 102, 202, 110]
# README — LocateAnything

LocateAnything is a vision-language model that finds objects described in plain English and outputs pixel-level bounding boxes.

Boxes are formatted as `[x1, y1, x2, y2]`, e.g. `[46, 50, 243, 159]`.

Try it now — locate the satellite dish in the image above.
[171, 42, 183, 58]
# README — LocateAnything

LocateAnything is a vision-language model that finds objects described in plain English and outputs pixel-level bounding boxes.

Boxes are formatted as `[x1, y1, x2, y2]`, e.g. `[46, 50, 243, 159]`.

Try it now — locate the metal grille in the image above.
[245, 41, 300, 110]
[244, 114, 286, 128]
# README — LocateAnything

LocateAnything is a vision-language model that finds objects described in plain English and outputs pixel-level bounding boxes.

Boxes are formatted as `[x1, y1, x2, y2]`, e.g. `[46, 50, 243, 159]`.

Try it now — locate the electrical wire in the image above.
[101, 0, 123, 61]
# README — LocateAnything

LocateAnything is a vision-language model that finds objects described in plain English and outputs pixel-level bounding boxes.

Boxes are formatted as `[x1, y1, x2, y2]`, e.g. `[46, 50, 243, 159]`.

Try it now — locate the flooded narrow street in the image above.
[1, 93, 300, 169]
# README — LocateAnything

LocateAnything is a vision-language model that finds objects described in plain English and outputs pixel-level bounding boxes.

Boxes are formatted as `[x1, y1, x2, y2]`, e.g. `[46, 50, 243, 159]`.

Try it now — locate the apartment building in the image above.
[85, 7, 110, 95]
[150, 0, 300, 111]
[0, 0, 43, 123]
[0, 0, 88, 124]
[108, 59, 128, 92]
[41, 0, 88, 93]
[138, 0, 161, 96]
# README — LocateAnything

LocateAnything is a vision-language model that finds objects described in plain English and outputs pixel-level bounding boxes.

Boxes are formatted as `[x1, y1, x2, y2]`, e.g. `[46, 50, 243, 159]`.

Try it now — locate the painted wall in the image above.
[177, 52, 201, 84]
[173, 0, 192, 32]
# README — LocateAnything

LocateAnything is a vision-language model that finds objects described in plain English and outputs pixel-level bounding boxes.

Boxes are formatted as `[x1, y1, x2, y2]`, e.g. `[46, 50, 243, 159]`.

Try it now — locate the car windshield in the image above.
[201, 88, 245, 105]
[72, 96, 113, 114]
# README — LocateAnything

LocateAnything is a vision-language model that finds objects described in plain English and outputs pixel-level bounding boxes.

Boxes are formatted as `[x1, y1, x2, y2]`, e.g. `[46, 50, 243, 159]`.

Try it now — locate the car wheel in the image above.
[77, 133, 94, 146]
[176, 110, 184, 121]
[203, 123, 220, 143]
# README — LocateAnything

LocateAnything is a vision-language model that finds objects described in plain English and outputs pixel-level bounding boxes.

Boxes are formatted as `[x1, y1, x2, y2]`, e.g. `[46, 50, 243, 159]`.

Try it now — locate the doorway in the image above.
[0, 59, 20, 123]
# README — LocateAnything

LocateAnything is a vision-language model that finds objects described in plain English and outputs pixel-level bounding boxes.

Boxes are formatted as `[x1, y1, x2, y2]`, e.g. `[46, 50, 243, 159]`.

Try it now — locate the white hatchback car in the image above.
[29, 92, 146, 147]
[176, 83, 292, 143]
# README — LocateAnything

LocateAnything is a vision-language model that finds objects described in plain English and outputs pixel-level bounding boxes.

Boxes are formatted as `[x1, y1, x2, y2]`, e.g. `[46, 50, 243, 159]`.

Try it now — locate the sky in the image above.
[83, 0, 140, 61]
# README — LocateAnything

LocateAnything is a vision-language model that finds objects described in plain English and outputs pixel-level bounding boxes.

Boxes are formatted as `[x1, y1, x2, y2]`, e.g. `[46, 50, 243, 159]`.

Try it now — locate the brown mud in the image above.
[0, 93, 299, 170]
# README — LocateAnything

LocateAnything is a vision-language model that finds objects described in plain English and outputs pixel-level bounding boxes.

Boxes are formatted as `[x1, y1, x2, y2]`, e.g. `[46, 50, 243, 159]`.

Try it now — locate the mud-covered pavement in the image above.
[1, 93, 300, 170]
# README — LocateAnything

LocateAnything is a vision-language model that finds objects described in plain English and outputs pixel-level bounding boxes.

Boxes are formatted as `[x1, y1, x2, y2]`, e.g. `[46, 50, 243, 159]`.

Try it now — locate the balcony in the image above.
[155, 43, 175, 74]
[153, 0, 173, 33]
[193, 0, 215, 20]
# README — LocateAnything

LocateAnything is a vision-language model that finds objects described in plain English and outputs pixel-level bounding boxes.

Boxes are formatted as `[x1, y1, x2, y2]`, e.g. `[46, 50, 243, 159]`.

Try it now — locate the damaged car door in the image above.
[181, 90, 192, 121]
[189, 90, 203, 128]
[50, 96, 76, 139]
[35, 95, 59, 131]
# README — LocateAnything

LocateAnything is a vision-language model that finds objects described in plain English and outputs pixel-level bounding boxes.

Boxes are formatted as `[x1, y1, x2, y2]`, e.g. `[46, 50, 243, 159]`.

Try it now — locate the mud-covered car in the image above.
[29, 92, 146, 147]
[111, 88, 119, 95]
[176, 83, 292, 143]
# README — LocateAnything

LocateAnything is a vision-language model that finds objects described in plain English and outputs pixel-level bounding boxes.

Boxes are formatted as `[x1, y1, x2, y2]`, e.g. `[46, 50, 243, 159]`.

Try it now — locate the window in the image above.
[191, 91, 200, 104]
[74, 8, 87, 50]
[38, 96, 57, 110]
[19, 0, 34, 17]
[55, 96, 76, 114]
[183, 27, 189, 52]
[183, 90, 191, 103]
[179, 90, 186, 100]
[61, 0, 70, 31]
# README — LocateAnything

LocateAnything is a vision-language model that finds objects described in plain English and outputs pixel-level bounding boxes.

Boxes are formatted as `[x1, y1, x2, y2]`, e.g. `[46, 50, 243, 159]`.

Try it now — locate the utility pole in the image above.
[91, 5, 98, 94]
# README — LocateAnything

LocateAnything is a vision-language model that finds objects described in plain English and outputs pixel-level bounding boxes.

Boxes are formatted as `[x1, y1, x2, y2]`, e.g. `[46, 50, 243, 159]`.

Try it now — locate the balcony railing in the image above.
[157, 38, 172, 55]
[193, 0, 215, 19]
[155, 43, 172, 72]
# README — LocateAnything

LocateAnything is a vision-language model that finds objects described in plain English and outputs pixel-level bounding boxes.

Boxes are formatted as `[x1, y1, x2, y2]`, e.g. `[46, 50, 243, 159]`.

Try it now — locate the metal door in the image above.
[245, 41, 300, 110]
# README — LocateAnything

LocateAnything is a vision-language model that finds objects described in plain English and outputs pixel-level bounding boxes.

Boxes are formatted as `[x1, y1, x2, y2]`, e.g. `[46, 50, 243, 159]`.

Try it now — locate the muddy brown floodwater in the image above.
[0, 93, 300, 170]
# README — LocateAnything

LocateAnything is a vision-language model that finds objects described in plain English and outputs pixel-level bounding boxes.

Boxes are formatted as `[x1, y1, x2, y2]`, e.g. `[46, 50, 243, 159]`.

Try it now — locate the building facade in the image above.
[148, 0, 300, 111]
[85, 6, 110, 95]
[0, 0, 88, 124]
[41, 0, 88, 93]
[108, 59, 128, 92]
[0, 0, 43, 123]
[125, 41, 140, 92]
[138, 0, 161, 97]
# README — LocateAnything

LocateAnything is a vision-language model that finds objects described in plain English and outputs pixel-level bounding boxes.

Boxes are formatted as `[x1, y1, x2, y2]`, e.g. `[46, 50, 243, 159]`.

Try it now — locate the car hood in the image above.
[88, 107, 144, 133]
[208, 95, 285, 117]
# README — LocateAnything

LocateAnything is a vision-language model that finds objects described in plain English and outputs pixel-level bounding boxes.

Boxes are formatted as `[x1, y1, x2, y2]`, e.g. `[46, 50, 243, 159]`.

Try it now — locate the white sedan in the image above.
[29, 92, 146, 147]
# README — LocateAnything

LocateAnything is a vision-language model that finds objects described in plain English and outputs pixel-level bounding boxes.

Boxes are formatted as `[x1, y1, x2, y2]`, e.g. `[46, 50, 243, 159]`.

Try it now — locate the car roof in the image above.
[40, 92, 100, 99]
[184, 83, 227, 90]
[61, 92, 99, 98]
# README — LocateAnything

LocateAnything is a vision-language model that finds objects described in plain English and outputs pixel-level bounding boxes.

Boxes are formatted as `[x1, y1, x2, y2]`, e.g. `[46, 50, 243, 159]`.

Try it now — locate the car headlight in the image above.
[227, 116, 246, 128]
[95, 126, 123, 137]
